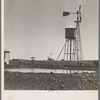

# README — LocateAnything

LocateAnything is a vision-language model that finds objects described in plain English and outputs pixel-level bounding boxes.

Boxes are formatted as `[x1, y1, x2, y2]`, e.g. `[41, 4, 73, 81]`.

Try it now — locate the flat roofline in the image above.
[4, 51, 10, 53]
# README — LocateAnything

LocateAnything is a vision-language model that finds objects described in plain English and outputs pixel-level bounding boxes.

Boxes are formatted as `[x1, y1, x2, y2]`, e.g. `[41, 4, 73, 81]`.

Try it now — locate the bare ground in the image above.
[4, 71, 98, 90]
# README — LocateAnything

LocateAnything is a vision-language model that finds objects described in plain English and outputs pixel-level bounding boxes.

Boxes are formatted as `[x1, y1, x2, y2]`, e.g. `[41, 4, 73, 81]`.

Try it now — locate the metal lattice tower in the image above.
[57, 5, 83, 61]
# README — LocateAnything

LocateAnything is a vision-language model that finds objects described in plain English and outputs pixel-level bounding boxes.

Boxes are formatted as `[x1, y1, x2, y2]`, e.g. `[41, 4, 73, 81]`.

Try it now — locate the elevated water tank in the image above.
[65, 28, 76, 39]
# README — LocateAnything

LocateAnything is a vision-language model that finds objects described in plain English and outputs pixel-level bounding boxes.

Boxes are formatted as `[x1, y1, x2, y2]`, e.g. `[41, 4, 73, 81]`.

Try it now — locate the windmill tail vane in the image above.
[63, 5, 82, 23]
[63, 12, 70, 16]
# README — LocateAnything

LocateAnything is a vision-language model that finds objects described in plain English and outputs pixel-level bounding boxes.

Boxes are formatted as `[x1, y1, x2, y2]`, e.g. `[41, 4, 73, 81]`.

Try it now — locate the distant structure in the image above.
[50, 53, 52, 59]
[57, 5, 83, 61]
[47, 53, 54, 61]
[30, 56, 35, 64]
[4, 50, 10, 64]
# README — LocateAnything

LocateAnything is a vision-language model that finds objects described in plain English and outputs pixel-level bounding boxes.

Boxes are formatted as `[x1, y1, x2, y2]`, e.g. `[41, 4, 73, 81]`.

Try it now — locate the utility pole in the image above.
[30, 56, 35, 64]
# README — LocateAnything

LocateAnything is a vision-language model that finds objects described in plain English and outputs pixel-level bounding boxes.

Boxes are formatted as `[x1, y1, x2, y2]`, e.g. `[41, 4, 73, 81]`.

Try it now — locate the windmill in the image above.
[63, 5, 82, 22]
[57, 5, 83, 61]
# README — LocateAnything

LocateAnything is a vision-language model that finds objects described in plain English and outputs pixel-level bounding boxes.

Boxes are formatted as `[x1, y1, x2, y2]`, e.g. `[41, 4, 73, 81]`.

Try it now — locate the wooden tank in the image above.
[65, 28, 76, 39]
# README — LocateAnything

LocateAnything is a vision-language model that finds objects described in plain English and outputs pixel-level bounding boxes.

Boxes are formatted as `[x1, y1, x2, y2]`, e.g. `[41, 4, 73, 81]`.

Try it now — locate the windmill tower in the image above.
[57, 5, 83, 61]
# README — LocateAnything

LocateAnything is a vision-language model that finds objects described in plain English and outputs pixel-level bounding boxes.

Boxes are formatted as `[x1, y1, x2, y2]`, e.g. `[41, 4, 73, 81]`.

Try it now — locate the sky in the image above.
[4, 0, 98, 60]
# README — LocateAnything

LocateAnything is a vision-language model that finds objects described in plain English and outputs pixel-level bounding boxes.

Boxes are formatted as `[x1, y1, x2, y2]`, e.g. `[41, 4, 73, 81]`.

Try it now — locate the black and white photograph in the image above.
[4, 0, 98, 92]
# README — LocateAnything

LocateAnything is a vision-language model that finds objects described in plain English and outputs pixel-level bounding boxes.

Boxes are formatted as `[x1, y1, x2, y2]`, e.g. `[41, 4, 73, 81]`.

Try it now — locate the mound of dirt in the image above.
[4, 71, 98, 90]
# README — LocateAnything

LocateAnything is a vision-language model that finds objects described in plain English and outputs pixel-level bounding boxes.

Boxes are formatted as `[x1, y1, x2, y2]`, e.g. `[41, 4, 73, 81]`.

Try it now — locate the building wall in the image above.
[4, 52, 10, 64]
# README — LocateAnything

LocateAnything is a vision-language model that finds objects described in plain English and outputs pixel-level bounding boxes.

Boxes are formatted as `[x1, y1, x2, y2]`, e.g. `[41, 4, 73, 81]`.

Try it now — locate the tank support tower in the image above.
[57, 5, 83, 61]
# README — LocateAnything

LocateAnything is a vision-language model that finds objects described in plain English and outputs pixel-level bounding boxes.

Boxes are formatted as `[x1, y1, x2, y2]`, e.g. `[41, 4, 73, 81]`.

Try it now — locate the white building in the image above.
[4, 50, 10, 64]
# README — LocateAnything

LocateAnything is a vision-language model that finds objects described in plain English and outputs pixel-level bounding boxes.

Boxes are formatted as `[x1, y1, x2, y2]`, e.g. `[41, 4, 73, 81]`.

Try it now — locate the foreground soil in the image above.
[4, 71, 98, 90]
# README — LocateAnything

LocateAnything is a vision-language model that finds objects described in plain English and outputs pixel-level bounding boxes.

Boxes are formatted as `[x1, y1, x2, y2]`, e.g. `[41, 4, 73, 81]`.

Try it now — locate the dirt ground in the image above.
[4, 71, 98, 90]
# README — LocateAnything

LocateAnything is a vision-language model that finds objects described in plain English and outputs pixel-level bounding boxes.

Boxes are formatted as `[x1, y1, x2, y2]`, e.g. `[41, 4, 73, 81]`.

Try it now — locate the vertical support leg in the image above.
[73, 40, 75, 61]
[67, 39, 69, 60]
[70, 39, 72, 61]
[63, 39, 67, 60]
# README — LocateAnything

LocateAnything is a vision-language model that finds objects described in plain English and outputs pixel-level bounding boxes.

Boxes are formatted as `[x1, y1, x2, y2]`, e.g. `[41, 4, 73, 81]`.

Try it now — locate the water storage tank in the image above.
[65, 28, 76, 39]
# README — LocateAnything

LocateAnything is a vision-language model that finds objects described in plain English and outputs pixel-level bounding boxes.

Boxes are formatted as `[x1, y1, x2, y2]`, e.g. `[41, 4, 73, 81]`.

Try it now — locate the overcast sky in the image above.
[4, 0, 98, 60]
